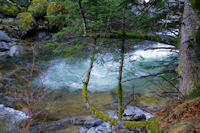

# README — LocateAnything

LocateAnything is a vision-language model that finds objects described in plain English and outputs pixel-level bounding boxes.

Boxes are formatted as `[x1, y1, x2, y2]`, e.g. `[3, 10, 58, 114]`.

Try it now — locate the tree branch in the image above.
[86, 32, 177, 46]
[122, 70, 176, 83]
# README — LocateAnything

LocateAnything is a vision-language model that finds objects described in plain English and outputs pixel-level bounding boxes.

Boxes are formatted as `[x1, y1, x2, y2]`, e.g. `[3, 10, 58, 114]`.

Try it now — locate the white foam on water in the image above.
[38, 42, 178, 92]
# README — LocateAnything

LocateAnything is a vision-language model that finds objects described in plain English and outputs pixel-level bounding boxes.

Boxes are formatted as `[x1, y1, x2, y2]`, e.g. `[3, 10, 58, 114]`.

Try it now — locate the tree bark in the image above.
[180, 0, 200, 95]
[78, 0, 87, 36]
[117, 39, 125, 120]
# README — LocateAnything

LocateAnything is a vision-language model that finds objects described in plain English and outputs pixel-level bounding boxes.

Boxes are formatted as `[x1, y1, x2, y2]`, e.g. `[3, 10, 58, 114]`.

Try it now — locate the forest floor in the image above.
[157, 97, 200, 133]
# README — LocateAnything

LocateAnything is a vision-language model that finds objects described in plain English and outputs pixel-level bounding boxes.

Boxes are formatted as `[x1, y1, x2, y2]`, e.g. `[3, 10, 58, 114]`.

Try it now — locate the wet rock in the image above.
[123, 106, 153, 120]
[38, 32, 46, 40]
[9, 45, 21, 56]
[86, 127, 96, 133]
[0, 52, 7, 59]
[0, 41, 9, 52]
[0, 18, 15, 25]
[79, 127, 88, 133]
[131, 114, 146, 121]
[31, 118, 71, 132]
[0, 31, 12, 42]
[0, 104, 28, 123]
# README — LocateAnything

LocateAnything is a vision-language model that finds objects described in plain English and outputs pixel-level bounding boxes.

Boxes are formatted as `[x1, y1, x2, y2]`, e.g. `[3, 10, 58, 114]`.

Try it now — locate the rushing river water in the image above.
[0, 41, 179, 132]
[39, 42, 178, 94]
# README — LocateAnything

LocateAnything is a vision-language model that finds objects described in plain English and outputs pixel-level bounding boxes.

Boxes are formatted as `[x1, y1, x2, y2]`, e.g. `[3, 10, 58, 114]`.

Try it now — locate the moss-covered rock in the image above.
[0, 1, 22, 17]
[46, 2, 65, 31]
[16, 12, 36, 37]
[28, 0, 48, 18]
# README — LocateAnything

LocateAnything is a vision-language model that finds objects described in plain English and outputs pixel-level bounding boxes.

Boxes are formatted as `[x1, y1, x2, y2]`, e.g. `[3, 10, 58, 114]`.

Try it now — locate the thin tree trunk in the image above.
[78, 0, 87, 36]
[117, 8, 126, 120]
[180, 0, 200, 95]
[117, 39, 125, 120]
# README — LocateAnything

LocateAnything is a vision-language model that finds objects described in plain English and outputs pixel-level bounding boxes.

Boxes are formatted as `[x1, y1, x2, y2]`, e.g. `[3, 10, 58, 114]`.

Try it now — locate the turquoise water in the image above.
[38, 42, 178, 94]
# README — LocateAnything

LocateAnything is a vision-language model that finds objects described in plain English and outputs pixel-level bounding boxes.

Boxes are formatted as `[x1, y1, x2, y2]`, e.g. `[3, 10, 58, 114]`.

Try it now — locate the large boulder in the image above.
[46, 2, 65, 31]
[0, 31, 12, 42]
[28, 0, 48, 19]
[16, 12, 36, 37]
[0, 0, 23, 17]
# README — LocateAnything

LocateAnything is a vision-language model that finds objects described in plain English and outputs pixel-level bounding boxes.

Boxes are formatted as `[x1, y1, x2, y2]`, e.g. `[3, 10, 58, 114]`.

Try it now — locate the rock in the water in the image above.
[9, 45, 21, 56]
[0, 41, 9, 52]
[0, 31, 12, 42]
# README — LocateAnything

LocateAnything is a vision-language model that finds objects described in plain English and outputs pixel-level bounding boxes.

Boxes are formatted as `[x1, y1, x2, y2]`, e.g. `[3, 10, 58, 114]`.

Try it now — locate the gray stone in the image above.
[0, 18, 15, 25]
[9, 45, 21, 56]
[79, 127, 88, 133]
[38, 32, 46, 39]
[7, 42, 17, 47]
[0, 41, 9, 52]
[86, 127, 96, 133]
[0, 31, 12, 42]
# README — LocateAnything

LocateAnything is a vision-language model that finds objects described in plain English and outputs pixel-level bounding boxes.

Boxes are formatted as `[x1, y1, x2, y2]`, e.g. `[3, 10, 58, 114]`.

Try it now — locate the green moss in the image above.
[124, 121, 147, 129]
[89, 105, 118, 125]
[196, 27, 200, 44]
[46, 2, 65, 30]
[16, 12, 36, 32]
[117, 84, 123, 120]
[186, 87, 200, 98]
[0, 1, 22, 17]
[146, 117, 161, 133]
[28, 0, 48, 18]
[190, 0, 200, 10]
[82, 82, 88, 102]
[47, 2, 65, 16]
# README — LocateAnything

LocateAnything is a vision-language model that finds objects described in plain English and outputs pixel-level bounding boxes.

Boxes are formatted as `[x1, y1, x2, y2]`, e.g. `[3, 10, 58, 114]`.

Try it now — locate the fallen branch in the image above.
[122, 70, 176, 83]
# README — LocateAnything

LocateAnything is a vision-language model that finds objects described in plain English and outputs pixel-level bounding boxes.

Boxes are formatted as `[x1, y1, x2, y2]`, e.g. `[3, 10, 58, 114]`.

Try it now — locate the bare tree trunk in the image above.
[78, 0, 87, 36]
[180, 0, 200, 95]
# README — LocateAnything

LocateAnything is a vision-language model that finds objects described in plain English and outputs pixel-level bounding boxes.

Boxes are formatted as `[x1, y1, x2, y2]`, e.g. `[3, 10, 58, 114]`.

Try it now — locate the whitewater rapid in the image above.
[38, 42, 178, 93]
